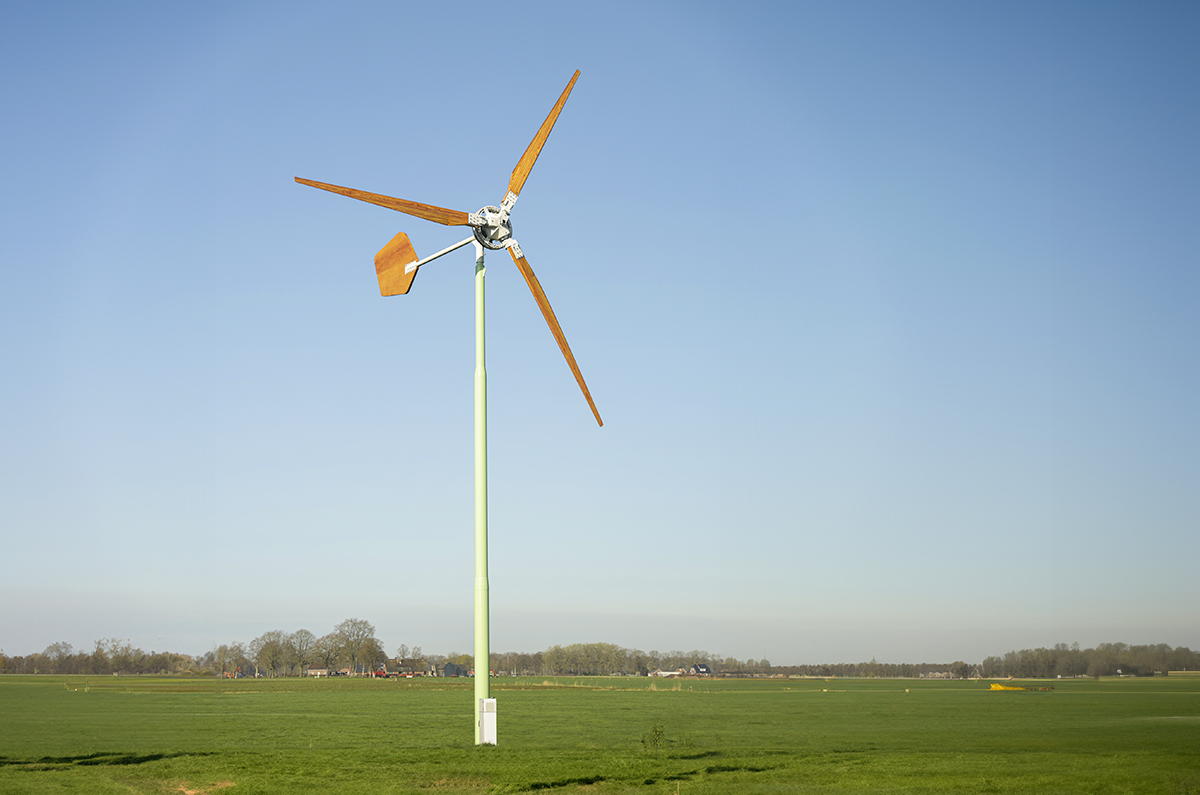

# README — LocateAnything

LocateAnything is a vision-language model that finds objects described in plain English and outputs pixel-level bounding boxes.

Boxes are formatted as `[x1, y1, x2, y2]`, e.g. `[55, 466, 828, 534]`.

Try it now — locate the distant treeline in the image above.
[767, 642, 1200, 679]
[979, 642, 1197, 678]
[0, 620, 393, 678]
[3, 630, 1197, 679]
[771, 660, 976, 679]
[501, 644, 773, 676]
[1, 638, 196, 677]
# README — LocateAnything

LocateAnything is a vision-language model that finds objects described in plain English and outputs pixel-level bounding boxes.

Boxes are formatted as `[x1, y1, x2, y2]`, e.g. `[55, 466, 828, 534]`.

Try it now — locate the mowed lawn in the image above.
[0, 674, 1197, 794]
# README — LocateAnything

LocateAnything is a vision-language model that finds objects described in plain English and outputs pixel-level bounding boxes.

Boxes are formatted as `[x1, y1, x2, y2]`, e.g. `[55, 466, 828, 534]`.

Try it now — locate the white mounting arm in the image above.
[405, 236, 477, 274]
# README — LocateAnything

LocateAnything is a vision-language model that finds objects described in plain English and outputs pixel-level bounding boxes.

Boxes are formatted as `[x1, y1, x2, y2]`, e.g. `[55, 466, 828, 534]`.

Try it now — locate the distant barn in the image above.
[441, 662, 468, 678]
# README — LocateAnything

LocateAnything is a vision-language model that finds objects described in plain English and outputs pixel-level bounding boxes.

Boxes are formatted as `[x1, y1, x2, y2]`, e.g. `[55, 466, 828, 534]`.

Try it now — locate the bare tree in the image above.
[288, 629, 317, 676]
[43, 642, 74, 674]
[249, 630, 288, 677]
[212, 644, 234, 677]
[247, 636, 264, 677]
[334, 618, 376, 676]
[314, 633, 342, 672]
[228, 642, 249, 677]
[88, 640, 110, 675]
[362, 638, 387, 673]
[105, 638, 137, 674]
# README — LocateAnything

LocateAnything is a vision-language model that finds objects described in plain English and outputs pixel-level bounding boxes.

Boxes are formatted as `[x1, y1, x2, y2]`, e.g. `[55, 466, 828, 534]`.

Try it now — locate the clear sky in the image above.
[2, 1, 1197, 666]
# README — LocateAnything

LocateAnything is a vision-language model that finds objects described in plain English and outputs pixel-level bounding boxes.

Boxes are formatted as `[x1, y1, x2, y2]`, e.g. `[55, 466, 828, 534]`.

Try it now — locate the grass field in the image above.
[0, 674, 1197, 794]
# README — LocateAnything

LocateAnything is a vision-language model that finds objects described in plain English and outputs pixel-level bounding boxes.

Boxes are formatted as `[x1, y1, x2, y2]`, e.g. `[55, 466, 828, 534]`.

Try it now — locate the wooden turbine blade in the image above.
[507, 70, 581, 199]
[374, 232, 419, 296]
[508, 246, 602, 427]
[295, 177, 471, 226]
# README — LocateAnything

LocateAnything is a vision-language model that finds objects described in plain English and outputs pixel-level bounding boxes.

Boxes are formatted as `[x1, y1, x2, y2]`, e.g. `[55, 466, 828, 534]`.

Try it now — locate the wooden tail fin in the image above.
[375, 232, 419, 296]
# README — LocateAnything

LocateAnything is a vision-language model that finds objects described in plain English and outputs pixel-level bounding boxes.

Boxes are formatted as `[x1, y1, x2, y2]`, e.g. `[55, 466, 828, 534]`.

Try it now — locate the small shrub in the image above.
[641, 723, 667, 751]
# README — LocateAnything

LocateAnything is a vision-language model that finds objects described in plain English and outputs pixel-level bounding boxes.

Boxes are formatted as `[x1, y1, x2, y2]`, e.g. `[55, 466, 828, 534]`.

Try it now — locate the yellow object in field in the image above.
[990, 683, 1027, 691]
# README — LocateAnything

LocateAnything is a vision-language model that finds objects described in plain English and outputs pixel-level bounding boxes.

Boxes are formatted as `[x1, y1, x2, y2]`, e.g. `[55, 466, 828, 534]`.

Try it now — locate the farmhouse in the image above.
[690, 663, 713, 677]
[303, 666, 328, 677]
[441, 662, 468, 678]
[403, 658, 436, 676]
[385, 658, 435, 677]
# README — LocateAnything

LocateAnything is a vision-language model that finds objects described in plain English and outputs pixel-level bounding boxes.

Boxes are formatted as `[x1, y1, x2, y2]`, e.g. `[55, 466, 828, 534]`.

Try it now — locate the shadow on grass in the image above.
[675, 750, 721, 760]
[831, 744, 878, 753]
[705, 763, 774, 774]
[527, 774, 605, 790]
[1, 751, 209, 770]
[642, 763, 775, 786]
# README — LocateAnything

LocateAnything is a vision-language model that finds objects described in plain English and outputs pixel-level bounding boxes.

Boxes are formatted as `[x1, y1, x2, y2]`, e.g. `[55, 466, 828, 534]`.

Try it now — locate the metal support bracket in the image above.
[404, 236, 477, 274]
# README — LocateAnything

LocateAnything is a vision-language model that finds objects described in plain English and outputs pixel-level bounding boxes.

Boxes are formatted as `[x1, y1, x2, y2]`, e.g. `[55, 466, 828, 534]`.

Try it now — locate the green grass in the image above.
[0, 675, 1197, 793]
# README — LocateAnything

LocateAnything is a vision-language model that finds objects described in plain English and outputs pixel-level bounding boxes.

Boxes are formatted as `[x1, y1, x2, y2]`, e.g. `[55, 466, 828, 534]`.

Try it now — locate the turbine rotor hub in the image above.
[473, 205, 513, 250]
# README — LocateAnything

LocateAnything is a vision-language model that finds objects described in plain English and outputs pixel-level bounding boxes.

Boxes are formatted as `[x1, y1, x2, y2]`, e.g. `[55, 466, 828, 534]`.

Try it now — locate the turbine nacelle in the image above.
[472, 205, 514, 250]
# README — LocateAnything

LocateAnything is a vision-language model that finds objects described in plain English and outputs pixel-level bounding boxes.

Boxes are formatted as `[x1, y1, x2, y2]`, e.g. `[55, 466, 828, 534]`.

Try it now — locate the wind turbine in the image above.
[295, 70, 600, 745]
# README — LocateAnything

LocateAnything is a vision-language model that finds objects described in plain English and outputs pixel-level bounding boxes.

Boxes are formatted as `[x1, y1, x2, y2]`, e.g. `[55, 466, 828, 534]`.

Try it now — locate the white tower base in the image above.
[478, 698, 497, 745]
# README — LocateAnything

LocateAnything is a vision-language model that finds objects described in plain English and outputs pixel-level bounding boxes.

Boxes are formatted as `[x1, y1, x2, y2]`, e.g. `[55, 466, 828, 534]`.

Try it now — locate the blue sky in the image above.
[2, 1, 1197, 666]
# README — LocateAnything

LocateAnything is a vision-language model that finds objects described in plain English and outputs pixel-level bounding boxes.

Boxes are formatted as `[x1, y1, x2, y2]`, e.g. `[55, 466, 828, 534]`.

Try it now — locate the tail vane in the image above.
[375, 232, 420, 296]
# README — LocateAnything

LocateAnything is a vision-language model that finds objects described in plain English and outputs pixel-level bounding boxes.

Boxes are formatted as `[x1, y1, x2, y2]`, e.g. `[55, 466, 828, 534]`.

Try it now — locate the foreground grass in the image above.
[0, 675, 1197, 793]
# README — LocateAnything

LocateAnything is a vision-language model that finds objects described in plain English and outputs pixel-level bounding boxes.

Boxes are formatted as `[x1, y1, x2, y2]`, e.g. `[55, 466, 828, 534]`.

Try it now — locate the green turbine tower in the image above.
[295, 70, 601, 745]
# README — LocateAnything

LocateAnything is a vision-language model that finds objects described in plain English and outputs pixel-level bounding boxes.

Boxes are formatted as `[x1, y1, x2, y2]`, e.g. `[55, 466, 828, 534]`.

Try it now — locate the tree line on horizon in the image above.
[0, 619, 395, 679]
[763, 642, 1199, 679]
[2, 626, 1196, 679]
[978, 642, 1196, 678]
